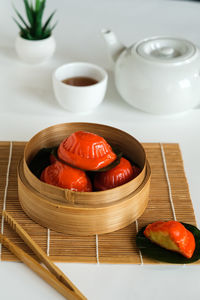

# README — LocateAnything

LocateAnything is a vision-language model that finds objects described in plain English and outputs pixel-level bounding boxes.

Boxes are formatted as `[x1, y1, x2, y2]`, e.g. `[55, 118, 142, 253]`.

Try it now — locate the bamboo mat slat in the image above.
[0, 141, 199, 264]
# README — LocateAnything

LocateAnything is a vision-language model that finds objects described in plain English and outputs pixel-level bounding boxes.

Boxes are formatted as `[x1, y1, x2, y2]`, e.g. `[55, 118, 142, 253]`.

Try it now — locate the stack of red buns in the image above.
[41, 131, 140, 192]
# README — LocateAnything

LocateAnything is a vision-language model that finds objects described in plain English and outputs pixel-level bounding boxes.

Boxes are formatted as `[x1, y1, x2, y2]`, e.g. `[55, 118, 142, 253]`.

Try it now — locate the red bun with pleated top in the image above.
[94, 157, 139, 191]
[144, 220, 196, 258]
[41, 160, 92, 192]
[57, 131, 117, 171]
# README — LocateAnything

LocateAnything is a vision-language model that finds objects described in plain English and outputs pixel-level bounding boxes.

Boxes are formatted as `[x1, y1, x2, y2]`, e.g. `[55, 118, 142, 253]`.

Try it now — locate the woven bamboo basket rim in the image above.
[23, 122, 147, 205]
[19, 158, 151, 210]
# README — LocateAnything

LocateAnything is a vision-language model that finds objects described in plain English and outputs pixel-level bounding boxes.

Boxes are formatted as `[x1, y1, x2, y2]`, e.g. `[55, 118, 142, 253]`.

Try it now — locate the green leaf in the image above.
[43, 22, 57, 39]
[13, 6, 30, 29]
[21, 31, 34, 40]
[49, 21, 58, 32]
[39, 0, 46, 17]
[42, 10, 56, 32]
[136, 223, 200, 264]
[41, 30, 51, 39]
[30, 1, 34, 11]
[12, 17, 27, 34]
[35, 0, 41, 11]
[13, 0, 56, 40]
[35, 0, 45, 38]
[29, 147, 52, 178]
[51, 146, 64, 162]
[23, 0, 34, 26]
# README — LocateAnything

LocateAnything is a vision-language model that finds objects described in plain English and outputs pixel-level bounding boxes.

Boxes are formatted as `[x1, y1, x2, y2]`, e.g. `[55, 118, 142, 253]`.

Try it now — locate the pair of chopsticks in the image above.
[0, 211, 87, 300]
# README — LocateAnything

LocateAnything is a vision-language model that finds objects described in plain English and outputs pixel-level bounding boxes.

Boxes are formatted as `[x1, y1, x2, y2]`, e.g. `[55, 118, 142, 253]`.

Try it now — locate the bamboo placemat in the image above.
[0, 142, 198, 264]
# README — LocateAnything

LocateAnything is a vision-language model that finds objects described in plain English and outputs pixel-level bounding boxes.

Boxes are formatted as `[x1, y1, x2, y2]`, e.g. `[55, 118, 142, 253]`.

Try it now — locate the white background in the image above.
[1, 0, 200, 299]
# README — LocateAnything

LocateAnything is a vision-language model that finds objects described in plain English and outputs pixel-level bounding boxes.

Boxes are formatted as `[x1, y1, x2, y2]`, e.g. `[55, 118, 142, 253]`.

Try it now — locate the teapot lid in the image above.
[135, 37, 196, 63]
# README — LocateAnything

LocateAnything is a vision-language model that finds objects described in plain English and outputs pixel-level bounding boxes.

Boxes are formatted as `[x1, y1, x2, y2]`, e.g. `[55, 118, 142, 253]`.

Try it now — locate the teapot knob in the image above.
[159, 47, 175, 56]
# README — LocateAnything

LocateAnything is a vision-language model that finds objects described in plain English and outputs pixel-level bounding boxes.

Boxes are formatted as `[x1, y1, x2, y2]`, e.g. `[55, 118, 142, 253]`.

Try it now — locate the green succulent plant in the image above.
[13, 0, 57, 40]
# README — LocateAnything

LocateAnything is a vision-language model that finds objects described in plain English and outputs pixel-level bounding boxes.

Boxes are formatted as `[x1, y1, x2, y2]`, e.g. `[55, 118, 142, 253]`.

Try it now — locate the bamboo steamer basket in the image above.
[18, 122, 151, 235]
[23, 123, 147, 205]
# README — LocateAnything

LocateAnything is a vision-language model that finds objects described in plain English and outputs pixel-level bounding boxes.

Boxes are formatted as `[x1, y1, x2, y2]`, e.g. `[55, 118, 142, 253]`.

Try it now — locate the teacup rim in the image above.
[53, 61, 108, 88]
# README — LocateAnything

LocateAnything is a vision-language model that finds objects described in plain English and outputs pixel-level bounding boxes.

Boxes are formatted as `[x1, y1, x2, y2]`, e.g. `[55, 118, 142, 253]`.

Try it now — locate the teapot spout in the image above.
[101, 29, 126, 63]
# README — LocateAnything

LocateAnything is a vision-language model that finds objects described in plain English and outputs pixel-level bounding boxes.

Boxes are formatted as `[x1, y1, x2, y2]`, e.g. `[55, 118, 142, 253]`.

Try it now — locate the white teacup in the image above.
[52, 62, 108, 113]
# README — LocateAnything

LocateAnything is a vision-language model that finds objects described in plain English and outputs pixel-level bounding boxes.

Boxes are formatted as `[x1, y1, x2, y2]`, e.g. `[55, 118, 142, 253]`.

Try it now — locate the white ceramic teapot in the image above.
[102, 29, 200, 114]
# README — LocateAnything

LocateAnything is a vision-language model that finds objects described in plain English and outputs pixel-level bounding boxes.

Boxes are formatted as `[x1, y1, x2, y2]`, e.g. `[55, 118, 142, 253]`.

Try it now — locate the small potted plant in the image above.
[13, 0, 57, 64]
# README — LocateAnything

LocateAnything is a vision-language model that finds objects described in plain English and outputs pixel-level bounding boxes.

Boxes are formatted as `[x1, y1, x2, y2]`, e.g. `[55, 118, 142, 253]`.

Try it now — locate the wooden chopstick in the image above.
[0, 233, 83, 300]
[2, 211, 87, 300]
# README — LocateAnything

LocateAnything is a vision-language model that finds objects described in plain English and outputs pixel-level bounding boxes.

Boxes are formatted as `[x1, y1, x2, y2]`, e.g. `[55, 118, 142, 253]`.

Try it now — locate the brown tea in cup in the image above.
[62, 77, 98, 87]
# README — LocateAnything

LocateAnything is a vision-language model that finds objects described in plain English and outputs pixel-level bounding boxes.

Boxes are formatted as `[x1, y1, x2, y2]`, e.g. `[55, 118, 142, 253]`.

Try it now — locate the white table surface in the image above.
[1, 0, 200, 299]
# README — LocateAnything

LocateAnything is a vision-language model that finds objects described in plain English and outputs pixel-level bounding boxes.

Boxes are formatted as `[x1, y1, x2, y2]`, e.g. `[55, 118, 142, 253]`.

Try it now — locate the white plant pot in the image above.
[15, 35, 56, 64]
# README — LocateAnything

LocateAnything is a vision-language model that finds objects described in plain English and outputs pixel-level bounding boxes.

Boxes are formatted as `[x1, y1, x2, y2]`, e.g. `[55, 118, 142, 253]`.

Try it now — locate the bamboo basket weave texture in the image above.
[0, 142, 198, 264]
